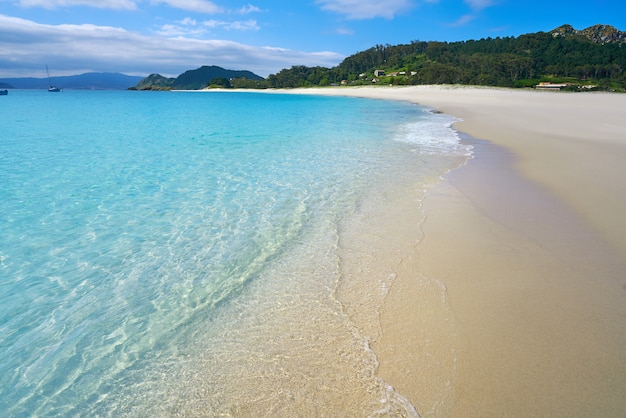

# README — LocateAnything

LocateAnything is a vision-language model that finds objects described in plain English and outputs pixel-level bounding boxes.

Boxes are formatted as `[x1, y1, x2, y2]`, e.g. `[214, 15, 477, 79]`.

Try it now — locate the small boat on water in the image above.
[0, 89, 7, 95]
[46, 65, 61, 92]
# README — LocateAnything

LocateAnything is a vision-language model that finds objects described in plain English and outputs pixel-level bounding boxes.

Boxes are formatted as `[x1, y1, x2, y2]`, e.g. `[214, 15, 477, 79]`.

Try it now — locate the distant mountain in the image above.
[134, 74, 175, 90]
[551, 24, 626, 45]
[134, 65, 264, 90]
[0, 73, 144, 90]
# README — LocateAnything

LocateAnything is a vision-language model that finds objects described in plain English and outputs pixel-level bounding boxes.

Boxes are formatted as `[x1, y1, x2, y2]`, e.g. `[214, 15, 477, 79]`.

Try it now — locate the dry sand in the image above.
[287, 86, 626, 416]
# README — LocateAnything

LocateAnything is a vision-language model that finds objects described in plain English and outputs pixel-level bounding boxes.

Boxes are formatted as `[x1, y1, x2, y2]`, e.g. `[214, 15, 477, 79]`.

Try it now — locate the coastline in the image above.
[281, 86, 626, 256]
[280, 86, 626, 415]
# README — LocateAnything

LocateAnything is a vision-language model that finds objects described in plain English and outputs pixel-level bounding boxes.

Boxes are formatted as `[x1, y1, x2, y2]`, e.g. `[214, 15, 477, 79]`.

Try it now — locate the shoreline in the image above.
[279, 86, 626, 256]
[281, 86, 626, 415]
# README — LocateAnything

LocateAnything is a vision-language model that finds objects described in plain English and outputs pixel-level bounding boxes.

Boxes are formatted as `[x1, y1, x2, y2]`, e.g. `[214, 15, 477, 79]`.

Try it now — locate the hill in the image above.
[266, 24, 626, 91]
[134, 65, 264, 90]
[0, 73, 144, 90]
[134, 74, 175, 90]
[551, 24, 626, 45]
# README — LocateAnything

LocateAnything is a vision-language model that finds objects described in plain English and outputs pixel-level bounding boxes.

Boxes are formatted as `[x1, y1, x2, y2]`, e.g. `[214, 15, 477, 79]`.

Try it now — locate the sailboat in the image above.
[46, 65, 61, 92]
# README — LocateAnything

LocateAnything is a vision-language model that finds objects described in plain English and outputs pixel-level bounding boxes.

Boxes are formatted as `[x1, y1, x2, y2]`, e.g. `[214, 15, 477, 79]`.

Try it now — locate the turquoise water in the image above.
[0, 90, 470, 416]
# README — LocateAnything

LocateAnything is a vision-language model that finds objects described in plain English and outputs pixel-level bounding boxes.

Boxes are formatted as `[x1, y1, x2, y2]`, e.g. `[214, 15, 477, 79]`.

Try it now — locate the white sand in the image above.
[283, 86, 626, 416]
[285, 86, 626, 257]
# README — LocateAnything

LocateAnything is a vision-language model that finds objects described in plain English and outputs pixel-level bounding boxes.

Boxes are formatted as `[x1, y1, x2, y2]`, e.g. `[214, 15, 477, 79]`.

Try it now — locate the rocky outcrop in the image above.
[551, 24, 626, 45]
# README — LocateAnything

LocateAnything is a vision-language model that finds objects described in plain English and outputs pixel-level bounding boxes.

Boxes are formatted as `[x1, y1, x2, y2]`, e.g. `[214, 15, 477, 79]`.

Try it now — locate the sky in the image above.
[1, 0, 625, 78]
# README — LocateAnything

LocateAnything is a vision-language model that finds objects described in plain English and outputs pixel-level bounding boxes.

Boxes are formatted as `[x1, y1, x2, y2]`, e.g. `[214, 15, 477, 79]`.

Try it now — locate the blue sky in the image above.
[1, 0, 624, 78]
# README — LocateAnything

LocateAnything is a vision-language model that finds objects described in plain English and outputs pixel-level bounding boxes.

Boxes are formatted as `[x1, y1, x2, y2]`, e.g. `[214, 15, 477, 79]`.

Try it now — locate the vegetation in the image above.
[266, 66, 336, 88]
[134, 25, 626, 92]
[134, 73, 174, 90]
[228, 77, 268, 89]
[134, 65, 263, 90]
[266, 25, 626, 91]
[207, 77, 232, 88]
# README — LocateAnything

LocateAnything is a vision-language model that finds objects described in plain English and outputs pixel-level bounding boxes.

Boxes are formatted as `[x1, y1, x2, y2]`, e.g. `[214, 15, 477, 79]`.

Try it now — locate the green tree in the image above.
[208, 77, 232, 88]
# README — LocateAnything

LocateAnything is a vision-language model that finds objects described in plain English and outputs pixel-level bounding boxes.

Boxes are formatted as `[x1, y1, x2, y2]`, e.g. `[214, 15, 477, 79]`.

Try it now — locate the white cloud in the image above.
[316, 0, 415, 19]
[238, 4, 261, 14]
[17, 0, 137, 9]
[449, 14, 475, 27]
[14, 0, 258, 14]
[155, 17, 203, 36]
[203, 19, 259, 31]
[157, 23, 206, 36]
[14, 0, 227, 13]
[179, 17, 198, 26]
[449, 0, 494, 27]
[151, 0, 223, 14]
[0, 14, 343, 78]
[334, 27, 354, 35]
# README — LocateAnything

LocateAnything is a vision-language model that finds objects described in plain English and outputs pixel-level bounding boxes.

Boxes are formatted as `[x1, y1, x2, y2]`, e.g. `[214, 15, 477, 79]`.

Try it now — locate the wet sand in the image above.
[288, 86, 626, 416]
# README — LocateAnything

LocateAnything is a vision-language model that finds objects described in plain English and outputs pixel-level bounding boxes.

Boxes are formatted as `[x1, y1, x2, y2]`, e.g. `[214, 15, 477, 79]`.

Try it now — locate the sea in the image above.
[0, 89, 471, 417]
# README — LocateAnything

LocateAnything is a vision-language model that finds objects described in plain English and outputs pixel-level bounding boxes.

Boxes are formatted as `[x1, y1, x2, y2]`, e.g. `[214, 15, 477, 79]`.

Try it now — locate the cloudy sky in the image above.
[1, 0, 624, 78]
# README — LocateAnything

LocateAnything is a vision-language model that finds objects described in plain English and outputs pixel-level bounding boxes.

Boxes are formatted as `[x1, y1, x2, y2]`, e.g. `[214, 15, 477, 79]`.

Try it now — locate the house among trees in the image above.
[263, 25, 626, 91]
[535, 82, 571, 90]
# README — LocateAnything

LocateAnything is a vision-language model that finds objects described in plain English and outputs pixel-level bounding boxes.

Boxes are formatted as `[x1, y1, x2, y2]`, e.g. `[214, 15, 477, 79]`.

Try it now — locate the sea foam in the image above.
[394, 108, 472, 157]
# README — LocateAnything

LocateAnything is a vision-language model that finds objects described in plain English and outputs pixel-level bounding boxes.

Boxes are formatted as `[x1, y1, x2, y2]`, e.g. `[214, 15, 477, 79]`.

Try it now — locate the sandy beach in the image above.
[286, 86, 626, 416]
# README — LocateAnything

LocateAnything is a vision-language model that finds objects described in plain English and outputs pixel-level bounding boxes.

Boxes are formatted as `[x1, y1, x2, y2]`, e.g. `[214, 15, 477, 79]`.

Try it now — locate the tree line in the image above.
[263, 30, 626, 91]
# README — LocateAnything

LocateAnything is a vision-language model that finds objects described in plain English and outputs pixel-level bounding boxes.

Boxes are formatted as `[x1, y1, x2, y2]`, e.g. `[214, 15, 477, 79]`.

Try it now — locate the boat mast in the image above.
[46, 65, 52, 87]
[46, 65, 61, 92]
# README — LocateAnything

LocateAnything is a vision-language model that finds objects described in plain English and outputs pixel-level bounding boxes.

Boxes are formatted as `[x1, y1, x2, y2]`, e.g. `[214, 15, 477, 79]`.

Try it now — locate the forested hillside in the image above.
[134, 65, 263, 90]
[267, 25, 626, 91]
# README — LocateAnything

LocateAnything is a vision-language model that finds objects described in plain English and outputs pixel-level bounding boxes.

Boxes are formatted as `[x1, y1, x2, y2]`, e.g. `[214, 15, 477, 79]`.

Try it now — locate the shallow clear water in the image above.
[0, 90, 470, 416]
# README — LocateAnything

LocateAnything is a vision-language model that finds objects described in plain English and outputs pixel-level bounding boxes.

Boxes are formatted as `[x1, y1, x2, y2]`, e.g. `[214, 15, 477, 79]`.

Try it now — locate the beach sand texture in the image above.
[290, 86, 626, 416]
